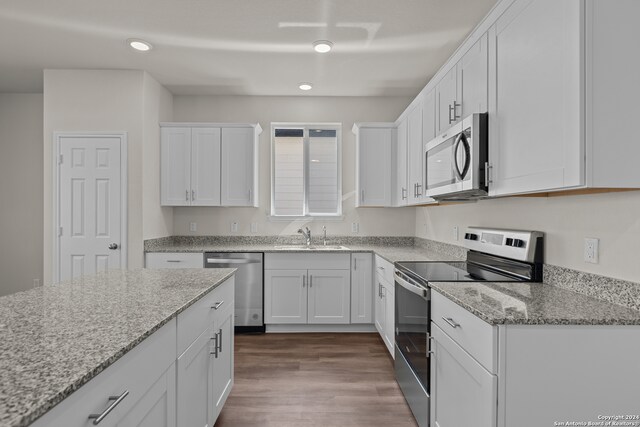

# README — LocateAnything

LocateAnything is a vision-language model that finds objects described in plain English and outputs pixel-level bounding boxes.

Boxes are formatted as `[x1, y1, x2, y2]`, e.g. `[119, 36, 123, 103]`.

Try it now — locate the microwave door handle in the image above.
[453, 133, 471, 181]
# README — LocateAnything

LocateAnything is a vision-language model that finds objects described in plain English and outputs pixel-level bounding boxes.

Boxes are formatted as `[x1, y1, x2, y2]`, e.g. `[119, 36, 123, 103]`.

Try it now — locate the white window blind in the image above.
[271, 125, 341, 217]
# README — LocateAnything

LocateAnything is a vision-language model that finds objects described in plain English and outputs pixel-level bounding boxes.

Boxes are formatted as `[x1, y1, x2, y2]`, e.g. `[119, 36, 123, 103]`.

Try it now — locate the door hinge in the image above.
[58, 226, 63, 237]
[58, 154, 63, 165]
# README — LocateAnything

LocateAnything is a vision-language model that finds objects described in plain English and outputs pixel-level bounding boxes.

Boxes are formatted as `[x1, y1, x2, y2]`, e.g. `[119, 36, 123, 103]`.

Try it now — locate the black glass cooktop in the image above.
[396, 261, 525, 284]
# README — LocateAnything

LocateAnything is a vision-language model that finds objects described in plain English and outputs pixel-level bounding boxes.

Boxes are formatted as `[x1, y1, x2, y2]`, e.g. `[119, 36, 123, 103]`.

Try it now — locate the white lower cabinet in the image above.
[264, 254, 353, 325]
[430, 323, 497, 427]
[374, 276, 395, 357]
[33, 277, 235, 427]
[145, 252, 204, 268]
[350, 253, 373, 324]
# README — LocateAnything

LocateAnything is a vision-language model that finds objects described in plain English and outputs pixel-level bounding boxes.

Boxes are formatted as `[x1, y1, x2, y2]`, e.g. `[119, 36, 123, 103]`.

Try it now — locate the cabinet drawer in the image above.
[177, 277, 234, 356]
[431, 291, 497, 374]
[265, 253, 350, 270]
[145, 252, 204, 268]
[32, 320, 176, 427]
[374, 255, 394, 285]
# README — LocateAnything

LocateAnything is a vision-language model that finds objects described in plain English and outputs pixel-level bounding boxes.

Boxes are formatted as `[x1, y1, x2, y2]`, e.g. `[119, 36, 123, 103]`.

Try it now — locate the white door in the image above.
[177, 327, 212, 427]
[191, 127, 221, 206]
[210, 301, 234, 424]
[357, 128, 392, 207]
[489, 0, 582, 196]
[57, 135, 125, 282]
[307, 269, 350, 324]
[459, 32, 488, 117]
[350, 254, 373, 324]
[395, 119, 408, 206]
[436, 65, 459, 133]
[407, 104, 424, 204]
[431, 324, 497, 427]
[221, 127, 254, 206]
[374, 280, 385, 338]
[160, 127, 191, 206]
[264, 270, 308, 324]
[383, 285, 395, 355]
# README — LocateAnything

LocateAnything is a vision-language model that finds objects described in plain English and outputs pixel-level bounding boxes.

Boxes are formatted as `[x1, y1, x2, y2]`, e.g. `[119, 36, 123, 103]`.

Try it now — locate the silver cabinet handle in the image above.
[211, 301, 224, 310]
[216, 328, 222, 355]
[248, 188, 252, 201]
[211, 334, 219, 357]
[166, 260, 181, 263]
[302, 275, 306, 287]
[354, 258, 357, 271]
[186, 189, 189, 201]
[309, 275, 313, 287]
[402, 187, 407, 200]
[377, 266, 385, 271]
[88, 390, 129, 425]
[416, 183, 422, 196]
[448, 103, 454, 124]
[442, 317, 460, 328]
[361, 189, 364, 202]
[485, 162, 493, 185]
[191, 189, 195, 201]
[378, 283, 382, 298]
[427, 333, 435, 356]
[453, 101, 460, 122]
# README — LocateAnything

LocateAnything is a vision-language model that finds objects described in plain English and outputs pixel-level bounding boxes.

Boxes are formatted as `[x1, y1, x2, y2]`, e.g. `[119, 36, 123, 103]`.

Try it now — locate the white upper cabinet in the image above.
[191, 127, 221, 206]
[459, 32, 488, 118]
[161, 127, 192, 206]
[436, 66, 459, 134]
[221, 127, 258, 207]
[161, 123, 261, 207]
[407, 103, 424, 204]
[354, 124, 393, 207]
[395, 118, 409, 206]
[488, 0, 583, 196]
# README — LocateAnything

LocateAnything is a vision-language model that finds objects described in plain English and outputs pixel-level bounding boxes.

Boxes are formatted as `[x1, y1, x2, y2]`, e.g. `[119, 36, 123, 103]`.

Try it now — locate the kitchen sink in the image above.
[273, 245, 350, 251]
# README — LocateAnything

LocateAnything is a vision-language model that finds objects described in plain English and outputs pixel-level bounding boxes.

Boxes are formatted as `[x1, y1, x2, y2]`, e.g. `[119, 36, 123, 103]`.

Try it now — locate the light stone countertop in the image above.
[430, 281, 640, 326]
[0, 268, 235, 427]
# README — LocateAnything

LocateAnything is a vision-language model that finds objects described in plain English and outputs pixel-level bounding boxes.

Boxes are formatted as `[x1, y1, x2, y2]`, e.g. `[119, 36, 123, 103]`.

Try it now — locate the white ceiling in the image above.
[0, 0, 497, 96]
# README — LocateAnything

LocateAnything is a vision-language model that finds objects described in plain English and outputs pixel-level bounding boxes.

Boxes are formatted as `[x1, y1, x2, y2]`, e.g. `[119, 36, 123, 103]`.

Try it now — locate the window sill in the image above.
[268, 215, 345, 222]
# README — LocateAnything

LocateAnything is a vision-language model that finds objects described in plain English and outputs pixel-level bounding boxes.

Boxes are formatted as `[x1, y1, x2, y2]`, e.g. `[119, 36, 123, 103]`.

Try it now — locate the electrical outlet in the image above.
[251, 222, 258, 233]
[189, 222, 197, 232]
[453, 226, 459, 241]
[351, 222, 359, 233]
[231, 222, 238, 233]
[584, 238, 599, 264]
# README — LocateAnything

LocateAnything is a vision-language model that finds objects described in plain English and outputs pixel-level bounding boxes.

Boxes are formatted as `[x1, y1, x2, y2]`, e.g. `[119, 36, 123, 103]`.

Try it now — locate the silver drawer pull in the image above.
[88, 390, 129, 425]
[166, 260, 182, 263]
[442, 317, 460, 328]
[377, 266, 385, 270]
[212, 301, 224, 310]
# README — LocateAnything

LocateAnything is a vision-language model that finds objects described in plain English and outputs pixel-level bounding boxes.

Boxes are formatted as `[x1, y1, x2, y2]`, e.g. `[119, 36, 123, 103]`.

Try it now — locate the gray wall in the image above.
[172, 95, 416, 237]
[0, 94, 43, 296]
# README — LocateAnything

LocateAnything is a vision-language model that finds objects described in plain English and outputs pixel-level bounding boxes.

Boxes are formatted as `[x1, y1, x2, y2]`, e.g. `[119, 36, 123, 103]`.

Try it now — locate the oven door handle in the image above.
[394, 271, 429, 300]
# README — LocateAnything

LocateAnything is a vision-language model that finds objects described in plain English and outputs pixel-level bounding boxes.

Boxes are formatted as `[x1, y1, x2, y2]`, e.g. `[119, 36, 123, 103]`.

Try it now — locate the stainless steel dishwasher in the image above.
[204, 252, 264, 333]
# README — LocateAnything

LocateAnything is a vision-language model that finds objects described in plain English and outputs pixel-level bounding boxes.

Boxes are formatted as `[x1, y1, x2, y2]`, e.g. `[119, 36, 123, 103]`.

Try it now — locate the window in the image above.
[271, 123, 342, 217]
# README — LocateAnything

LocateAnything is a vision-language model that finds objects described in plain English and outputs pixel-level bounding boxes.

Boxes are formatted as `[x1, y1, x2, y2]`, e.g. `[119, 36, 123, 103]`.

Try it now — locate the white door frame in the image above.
[52, 132, 128, 283]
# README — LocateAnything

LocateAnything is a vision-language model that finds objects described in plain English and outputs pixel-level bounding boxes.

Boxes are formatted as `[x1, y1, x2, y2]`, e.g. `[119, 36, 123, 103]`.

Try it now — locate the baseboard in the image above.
[265, 324, 377, 333]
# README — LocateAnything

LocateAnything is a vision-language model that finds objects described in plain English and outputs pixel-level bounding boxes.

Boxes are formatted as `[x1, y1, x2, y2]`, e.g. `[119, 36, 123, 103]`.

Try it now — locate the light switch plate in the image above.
[189, 222, 197, 232]
[351, 222, 359, 233]
[453, 226, 459, 241]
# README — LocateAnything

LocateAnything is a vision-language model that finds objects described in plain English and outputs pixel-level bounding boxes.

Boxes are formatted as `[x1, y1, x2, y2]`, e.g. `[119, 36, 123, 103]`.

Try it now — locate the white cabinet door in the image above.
[459, 32, 488, 117]
[350, 253, 373, 324]
[357, 127, 392, 207]
[191, 127, 221, 206]
[374, 280, 385, 341]
[407, 104, 424, 205]
[489, 0, 583, 196]
[210, 299, 234, 425]
[383, 285, 395, 355]
[177, 327, 213, 427]
[307, 269, 351, 324]
[395, 119, 408, 206]
[221, 127, 255, 206]
[431, 323, 497, 427]
[161, 127, 191, 206]
[114, 363, 176, 427]
[436, 66, 459, 134]
[422, 88, 437, 143]
[264, 270, 307, 324]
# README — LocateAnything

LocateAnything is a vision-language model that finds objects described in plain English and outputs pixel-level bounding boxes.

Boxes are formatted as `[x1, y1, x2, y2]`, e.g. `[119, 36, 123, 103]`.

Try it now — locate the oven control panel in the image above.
[464, 227, 543, 263]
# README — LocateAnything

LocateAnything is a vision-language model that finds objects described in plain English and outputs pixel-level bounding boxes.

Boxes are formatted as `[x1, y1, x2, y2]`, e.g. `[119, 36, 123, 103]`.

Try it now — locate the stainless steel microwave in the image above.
[424, 113, 488, 200]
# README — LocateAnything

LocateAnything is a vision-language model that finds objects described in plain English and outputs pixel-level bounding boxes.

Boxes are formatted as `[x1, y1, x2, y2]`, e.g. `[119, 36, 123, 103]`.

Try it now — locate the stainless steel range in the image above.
[393, 227, 544, 427]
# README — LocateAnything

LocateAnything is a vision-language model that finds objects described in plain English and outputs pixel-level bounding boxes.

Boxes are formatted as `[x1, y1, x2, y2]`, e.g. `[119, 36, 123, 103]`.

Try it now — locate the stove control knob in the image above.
[464, 233, 479, 241]
[513, 239, 526, 248]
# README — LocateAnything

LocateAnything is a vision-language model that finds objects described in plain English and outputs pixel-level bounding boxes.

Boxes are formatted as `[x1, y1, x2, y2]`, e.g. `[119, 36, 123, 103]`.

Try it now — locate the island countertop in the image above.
[0, 268, 235, 427]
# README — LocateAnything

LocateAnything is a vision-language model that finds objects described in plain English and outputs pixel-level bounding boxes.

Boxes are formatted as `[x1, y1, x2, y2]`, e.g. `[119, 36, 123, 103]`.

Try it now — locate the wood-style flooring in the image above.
[215, 333, 418, 427]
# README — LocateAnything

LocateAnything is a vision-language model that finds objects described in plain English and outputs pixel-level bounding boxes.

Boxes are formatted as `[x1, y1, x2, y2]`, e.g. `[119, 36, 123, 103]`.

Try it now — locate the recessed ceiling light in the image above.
[313, 40, 333, 53]
[299, 83, 313, 91]
[127, 39, 152, 52]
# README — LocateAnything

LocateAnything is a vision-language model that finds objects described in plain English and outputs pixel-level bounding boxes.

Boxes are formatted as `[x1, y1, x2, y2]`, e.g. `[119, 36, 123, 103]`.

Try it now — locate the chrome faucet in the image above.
[298, 227, 311, 246]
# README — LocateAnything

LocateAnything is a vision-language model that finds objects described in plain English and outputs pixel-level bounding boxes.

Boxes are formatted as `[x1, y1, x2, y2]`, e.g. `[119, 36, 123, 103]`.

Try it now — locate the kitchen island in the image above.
[0, 268, 235, 427]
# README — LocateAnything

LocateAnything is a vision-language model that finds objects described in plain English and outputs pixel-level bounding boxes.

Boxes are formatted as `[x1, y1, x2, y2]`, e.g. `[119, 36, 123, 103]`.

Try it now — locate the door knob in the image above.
[108, 243, 119, 250]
